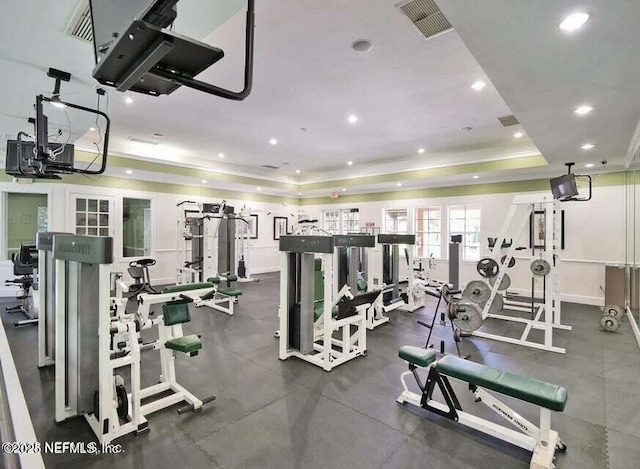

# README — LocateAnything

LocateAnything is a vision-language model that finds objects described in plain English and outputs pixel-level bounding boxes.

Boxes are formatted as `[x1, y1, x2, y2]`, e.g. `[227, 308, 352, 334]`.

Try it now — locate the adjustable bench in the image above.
[397, 346, 567, 469]
[203, 276, 243, 315]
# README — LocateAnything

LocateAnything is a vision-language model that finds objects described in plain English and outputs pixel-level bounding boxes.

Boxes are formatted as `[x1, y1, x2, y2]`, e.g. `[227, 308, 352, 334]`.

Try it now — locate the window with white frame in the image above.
[415, 206, 441, 258]
[323, 209, 359, 234]
[384, 208, 408, 234]
[75, 197, 111, 236]
[448, 205, 481, 261]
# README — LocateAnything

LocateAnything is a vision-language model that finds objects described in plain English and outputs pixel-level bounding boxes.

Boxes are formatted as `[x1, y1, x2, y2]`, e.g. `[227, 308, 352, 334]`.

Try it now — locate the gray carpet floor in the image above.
[1, 272, 639, 469]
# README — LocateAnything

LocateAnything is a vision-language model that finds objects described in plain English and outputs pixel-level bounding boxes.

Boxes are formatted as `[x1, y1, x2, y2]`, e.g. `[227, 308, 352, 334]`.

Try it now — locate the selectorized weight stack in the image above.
[36, 231, 71, 368]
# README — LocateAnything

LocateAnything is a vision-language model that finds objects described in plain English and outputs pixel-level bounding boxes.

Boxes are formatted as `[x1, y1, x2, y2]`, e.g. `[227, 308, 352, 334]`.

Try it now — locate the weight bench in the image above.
[196, 276, 241, 315]
[397, 346, 567, 469]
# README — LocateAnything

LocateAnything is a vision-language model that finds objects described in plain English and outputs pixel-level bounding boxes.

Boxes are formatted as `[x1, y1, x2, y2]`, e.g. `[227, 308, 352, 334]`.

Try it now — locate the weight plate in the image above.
[481, 292, 504, 315]
[441, 284, 452, 303]
[452, 301, 483, 332]
[477, 258, 499, 279]
[530, 259, 551, 277]
[500, 255, 516, 268]
[447, 301, 460, 320]
[489, 273, 512, 291]
[463, 280, 491, 304]
[116, 384, 129, 419]
[599, 314, 621, 332]
[604, 304, 624, 319]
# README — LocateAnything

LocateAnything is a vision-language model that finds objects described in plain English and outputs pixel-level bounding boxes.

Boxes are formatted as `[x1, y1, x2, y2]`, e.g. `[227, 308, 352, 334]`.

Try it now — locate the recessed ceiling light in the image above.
[585, 163, 595, 168]
[473, 175, 479, 179]
[257, 187, 261, 191]
[201, 179, 207, 183]
[297, 192, 302, 196]
[352, 39, 374, 53]
[514, 132, 524, 138]
[125, 170, 133, 175]
[51, 101, 66, 109]
[348, 115, 358, 124]
[125, 97, 133, 104]
[461, 126, 473, 131]
[396, 183, 402, 187]
[581, 143, 595, 150]
[417, 148, 425, 154]
[471, 81, 486, 91]
[559, 13, 590, 31]
[89, 127, 96, 131]
[347, 161, 353, 166]
[295, 169, 301, 174]
[269, 138, 278, 145]
[342, 188, 346, 192]
[575, 105, 593, 115]
[218, 153, 225, 159]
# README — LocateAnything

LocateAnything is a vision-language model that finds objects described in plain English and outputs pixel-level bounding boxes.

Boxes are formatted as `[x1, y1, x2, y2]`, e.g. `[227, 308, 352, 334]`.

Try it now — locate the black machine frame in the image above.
[88, 0, 255, 100]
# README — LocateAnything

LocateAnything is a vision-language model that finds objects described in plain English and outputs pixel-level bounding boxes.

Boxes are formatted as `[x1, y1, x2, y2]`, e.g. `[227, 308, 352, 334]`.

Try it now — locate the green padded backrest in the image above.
[162, 300, 192, 326]
[163, 282, 214, 293]
[314, 269, 324, 302]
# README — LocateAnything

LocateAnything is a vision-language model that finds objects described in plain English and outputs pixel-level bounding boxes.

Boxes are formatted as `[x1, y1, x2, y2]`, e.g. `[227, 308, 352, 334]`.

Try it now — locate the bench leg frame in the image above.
[397, 366, 564, 469]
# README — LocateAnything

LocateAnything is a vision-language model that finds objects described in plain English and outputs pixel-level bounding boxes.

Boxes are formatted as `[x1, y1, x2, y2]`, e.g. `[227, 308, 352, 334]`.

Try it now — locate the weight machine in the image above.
[235, 206, 257, 283]
[447, 194, 572, 354]
[53, 234, 213, 444]
[334, 234, 386, 330]
[278, 235, 374, 371]
[4, 244, 38, 327]
[370, 234, 417, 313]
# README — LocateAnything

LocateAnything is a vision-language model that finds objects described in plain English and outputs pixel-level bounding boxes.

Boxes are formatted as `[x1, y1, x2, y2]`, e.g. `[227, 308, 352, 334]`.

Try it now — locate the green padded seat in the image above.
[163, 282, 214, 293]
[398, 346, 437, 368]
[357, 279, 368, 292]
[207, 275, 239, 284]
[165, 334, 202, 354]
[218, 287, 243, 297]
[435, 356, 568, 412]
[313, 302, 339, 321]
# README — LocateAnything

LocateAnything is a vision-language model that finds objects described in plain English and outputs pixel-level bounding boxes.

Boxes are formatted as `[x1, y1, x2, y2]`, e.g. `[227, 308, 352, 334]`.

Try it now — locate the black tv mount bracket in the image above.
[562, 162, 592, 202]
[31, 68, 111, 176]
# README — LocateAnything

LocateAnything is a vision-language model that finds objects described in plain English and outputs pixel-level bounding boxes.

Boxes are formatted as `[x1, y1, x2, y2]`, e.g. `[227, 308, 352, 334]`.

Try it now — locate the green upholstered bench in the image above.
[163, 282, 214, 293]
[207, 275, 239, 284]
[435, 355, 568, 412]
[398, 346, 437, 368]
[165, 335, 202, 354]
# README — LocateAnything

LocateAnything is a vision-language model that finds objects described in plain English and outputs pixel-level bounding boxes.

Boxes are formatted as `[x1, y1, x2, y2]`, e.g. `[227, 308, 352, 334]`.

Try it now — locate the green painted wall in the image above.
[6, 193, 47, 257]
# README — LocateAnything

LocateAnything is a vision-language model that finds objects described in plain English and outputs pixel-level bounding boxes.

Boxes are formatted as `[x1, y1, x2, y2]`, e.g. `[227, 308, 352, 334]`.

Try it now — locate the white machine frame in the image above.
[473, 194, 572, 354]
[397, 362, 565, 469]
[176, 201, 225, 285]
[279, 250, 369, 371]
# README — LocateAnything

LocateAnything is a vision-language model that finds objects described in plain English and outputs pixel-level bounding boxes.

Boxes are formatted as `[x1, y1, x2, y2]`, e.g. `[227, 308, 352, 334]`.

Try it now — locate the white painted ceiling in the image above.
[2, 0, 636, 196]
[436, 0, 640, 171]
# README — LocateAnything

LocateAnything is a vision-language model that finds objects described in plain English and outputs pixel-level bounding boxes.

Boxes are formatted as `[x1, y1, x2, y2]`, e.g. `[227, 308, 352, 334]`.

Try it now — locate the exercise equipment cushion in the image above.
[163, 282, 214, 293]
[218, 287, 242, 297]
[357, 279, 368, 292]
[398, 346, 437, 368]
[165, 334, 202, 354]
[162, 300, 192, 326]
[207, 275, 239, 284]
[435, 356, 568, 412]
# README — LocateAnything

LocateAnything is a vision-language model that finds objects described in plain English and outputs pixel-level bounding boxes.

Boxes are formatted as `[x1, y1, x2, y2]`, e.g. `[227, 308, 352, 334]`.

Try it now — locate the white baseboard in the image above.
[506, 287, 604, 307]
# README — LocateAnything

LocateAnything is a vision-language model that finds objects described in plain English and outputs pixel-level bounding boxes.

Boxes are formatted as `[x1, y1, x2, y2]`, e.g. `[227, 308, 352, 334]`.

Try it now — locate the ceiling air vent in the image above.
[498, 115, 520, 127]
[127, 137, 159, 145]
[65, 0, 93, 43]
[261, 164, 280, 170]
[397, 0, 452, 40]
